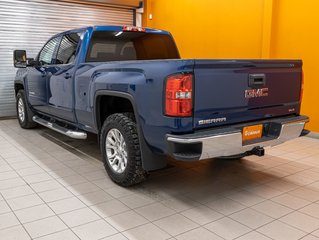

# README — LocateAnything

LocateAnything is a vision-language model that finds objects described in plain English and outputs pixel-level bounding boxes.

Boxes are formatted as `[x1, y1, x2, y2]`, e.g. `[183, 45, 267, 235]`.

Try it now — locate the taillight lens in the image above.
[165, 73, 193, 117]
[300, 71, 304, 102]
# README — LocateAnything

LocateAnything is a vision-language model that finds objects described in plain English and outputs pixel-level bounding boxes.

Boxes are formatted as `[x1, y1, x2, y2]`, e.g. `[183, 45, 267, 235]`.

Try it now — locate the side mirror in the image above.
[13, 50, 27, 68]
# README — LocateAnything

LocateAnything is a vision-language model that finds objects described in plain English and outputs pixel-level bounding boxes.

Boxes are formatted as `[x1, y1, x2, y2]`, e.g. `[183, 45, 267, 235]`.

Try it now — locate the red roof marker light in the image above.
[122, 26, 146, 32]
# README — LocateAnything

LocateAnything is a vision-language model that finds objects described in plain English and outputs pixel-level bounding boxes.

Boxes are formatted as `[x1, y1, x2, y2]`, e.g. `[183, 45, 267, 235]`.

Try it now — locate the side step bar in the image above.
[32, 116, 87, 140]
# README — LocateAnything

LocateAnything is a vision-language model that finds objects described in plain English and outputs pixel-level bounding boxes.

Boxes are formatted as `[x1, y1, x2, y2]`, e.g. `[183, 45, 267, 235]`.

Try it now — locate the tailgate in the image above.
[193, 60, 302, 129]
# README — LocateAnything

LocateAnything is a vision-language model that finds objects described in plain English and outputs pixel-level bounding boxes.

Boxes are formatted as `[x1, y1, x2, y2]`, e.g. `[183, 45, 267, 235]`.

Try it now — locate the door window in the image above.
[56, 33, 81, 64]
[38, 37, 60, 65]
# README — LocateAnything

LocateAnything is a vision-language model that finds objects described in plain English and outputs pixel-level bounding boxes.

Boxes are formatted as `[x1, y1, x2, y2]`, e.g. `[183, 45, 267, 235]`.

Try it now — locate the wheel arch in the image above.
[14, 80, 25, 96]
[94, 90, 138, 132]
[94, 90, 167, 171]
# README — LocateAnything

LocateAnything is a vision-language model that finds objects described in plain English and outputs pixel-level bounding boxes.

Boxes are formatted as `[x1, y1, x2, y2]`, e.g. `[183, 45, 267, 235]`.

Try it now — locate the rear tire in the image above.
[16, 90, 37, 129]
[100, 113, 147, 187]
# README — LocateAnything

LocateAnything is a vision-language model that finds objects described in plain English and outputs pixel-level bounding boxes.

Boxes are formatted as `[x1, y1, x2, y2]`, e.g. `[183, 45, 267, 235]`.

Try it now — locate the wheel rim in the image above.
[105, 128, 128, 174]
[18, 98, 25, 123]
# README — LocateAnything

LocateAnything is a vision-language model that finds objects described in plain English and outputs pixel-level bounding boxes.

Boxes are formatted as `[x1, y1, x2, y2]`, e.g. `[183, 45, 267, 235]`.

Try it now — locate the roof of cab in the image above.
[92, 25, 169, 34]
[53, 25, 170, 38]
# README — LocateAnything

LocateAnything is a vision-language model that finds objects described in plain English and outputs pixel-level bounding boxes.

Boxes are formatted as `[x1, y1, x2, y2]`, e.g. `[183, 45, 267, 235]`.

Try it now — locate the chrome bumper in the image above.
[167, 116, 309, 160]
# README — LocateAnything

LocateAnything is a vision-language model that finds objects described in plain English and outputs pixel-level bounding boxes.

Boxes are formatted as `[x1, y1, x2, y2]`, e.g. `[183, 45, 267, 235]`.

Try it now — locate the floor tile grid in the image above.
[108, 190, 290, 239]
[0, 189, 33, 239]
[171, 193, 301, 239]
[0, 172, 120, 239]
[232, 170, 319, 237]
[0, 129, 121, 239]
[206, 197, 316, 239]
[1, 121, 319, 239]
[15, 134, 124, 198]
[38, 134, 103, 169]
[202, 198, 318, 240]
[243, 159, 319, 194]
[0, 158, 75, 239]
[1, 122, 176, 238]
[0, 126, 219, 239]
[75, 153, 316, 237]
[221, 163, 319, 238]
[1, 125, 113, 196]
[112, 183, 309, 239]
[2, 180, 122, 239]
[169, 146, 319, 239]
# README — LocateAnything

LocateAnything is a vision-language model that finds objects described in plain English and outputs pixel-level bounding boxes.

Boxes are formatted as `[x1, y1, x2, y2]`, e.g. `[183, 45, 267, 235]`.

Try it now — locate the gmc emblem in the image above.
[245, 88, 269, 99]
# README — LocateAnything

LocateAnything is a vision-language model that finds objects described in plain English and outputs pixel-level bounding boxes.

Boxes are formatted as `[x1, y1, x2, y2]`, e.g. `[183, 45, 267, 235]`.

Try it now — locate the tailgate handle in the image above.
[249, 74, 266, 87]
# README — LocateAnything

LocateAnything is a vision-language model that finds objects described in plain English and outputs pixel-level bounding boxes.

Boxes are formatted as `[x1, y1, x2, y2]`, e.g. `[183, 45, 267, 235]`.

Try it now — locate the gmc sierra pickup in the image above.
[13, 25, 309, 186]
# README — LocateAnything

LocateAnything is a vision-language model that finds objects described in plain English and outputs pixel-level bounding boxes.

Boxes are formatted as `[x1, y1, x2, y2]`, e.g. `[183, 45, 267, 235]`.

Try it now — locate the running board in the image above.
[32, 116, 87, 139]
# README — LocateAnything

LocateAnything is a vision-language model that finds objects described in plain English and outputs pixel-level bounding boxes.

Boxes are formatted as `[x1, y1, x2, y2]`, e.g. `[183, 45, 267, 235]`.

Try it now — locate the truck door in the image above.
[46, 32, 82, 122]
[26, 36, 60, 113]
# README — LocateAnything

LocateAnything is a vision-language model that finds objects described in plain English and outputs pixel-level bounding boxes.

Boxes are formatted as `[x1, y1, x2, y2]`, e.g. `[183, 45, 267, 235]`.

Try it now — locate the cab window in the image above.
[86, 31, 179, 62]
[56, 33, 81, 64]
[38, 37, 60, 65]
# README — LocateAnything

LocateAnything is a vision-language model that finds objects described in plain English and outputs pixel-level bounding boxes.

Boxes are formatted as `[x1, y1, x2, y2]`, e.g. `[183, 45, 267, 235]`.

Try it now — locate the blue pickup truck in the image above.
[13, 25, 309, 186]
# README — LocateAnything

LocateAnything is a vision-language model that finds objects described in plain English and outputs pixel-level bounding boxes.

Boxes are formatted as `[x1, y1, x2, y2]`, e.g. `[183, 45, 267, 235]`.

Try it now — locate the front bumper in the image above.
[167, 115, 309, 161]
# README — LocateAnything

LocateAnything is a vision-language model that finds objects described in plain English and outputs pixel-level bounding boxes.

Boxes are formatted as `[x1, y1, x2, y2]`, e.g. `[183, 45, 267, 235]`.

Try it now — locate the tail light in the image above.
[300, 71, 304, 102]
[165, 73, 193, 117]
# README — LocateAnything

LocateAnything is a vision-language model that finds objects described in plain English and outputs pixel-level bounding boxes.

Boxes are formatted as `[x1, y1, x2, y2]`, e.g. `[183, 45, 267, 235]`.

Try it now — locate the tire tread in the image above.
[101, 113, 147, 186]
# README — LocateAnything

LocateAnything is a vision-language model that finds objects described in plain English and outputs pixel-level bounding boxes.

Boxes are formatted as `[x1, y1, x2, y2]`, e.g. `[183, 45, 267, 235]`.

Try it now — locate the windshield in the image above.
[86, 31, 180, 62]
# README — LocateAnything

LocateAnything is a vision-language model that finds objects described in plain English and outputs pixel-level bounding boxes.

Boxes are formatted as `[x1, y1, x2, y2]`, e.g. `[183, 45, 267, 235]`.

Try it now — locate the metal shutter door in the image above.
[0, 0, 134, 117]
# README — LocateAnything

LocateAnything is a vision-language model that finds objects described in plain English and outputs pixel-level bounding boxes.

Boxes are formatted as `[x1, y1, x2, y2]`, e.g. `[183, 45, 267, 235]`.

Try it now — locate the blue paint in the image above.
[15, 26, 303, 169]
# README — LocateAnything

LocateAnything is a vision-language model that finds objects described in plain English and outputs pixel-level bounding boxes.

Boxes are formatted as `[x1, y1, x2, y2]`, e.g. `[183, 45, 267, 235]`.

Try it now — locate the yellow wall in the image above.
[142, 0, 319, 131]
[143, 0, 265, 59]
[270, 0, 319, 131]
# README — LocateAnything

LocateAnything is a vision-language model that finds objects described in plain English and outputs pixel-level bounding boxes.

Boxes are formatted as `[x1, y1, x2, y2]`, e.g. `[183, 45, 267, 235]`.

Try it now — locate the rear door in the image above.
[193, 60, 302, 129]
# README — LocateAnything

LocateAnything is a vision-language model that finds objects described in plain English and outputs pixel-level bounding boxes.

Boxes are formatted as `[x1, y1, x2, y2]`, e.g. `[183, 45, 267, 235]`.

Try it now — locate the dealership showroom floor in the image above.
[0, 119, 318, 240]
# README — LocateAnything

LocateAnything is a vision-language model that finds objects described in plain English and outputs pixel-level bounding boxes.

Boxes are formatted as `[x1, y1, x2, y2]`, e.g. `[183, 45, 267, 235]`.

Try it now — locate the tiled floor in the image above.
[0, 119, 319, 240]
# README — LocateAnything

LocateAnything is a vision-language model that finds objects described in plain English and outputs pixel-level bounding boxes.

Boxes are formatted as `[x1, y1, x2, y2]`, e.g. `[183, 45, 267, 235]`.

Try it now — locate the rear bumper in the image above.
[167, 115, 309, 161]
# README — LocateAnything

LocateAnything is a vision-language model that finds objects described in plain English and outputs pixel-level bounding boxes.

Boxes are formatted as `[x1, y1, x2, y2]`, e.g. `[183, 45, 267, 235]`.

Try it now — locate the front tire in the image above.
[100, 113, 147, 186]
[16, 90, 37, 129]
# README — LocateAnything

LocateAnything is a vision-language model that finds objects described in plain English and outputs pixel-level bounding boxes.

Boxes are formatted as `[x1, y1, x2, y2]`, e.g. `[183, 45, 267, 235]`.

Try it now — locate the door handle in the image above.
[249, 74, 266, 87]
[64, 73, 72, 79]
[41, 72, 46, 78]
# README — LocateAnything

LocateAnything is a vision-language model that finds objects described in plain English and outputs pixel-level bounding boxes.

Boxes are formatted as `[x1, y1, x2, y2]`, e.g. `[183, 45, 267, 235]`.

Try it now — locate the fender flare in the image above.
[14, 80, 25, 95]
[94, 90, 138, 131]
[94, 90, 167, 171]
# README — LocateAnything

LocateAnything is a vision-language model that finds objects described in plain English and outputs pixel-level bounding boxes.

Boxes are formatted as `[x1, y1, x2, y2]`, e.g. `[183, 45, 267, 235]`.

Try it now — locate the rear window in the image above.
[86, 31, 180, 62]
